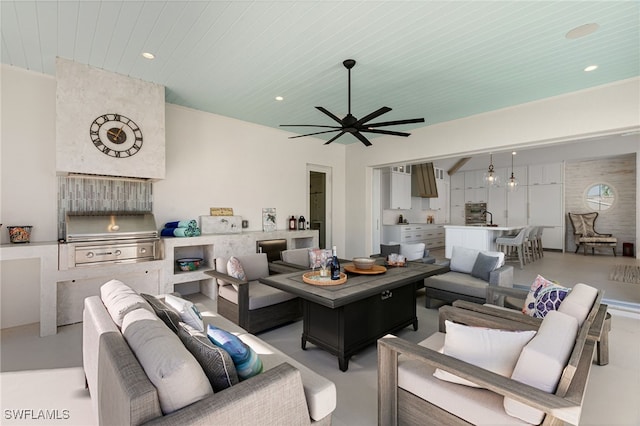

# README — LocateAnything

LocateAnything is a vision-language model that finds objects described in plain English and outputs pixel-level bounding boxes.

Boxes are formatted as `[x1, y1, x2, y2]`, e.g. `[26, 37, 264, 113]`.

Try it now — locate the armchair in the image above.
[205, 253, 302, 334]
[378, 296, 604, 425]
[455, 283, 611, 366]
[568, 212, 617, 256]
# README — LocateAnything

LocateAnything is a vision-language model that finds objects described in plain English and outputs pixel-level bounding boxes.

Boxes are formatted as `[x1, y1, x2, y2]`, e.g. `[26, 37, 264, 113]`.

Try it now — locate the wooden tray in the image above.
[302, 271, 347, 286]
[344, 264, 387, 275]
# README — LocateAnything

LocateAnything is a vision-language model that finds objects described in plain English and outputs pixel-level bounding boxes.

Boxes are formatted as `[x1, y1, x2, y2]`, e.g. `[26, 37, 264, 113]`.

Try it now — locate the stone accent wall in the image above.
[565, 153, 636, 254]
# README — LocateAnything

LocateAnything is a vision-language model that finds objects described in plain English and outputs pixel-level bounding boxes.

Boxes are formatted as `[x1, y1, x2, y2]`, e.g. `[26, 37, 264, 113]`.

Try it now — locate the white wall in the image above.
[155, 104, 346, 250]
[0, 64, 346, 252]
[344, 78, 640, 257]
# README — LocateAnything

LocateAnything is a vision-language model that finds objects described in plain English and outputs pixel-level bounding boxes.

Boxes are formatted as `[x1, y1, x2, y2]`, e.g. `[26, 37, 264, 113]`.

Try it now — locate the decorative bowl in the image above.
[8, 226, 32, 243]
[176, 257, 203, 271]
[352, 257, 375, 270]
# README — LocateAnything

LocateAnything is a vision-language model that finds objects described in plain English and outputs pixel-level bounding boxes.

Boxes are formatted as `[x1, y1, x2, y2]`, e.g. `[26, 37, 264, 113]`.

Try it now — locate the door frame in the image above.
[307, 164, 332, 249]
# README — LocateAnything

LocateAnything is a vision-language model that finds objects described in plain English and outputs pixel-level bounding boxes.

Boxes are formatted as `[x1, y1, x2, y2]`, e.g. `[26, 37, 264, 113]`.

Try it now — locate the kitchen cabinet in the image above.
[383, 224, 445, 250]
[465, 187, 488, 203]
[506, 186, 528, 226]
[383, 170, 411, 209]
[487, 185, 507, 226]
[450, 189, 465, 225]
[529, 163, 563, 185]
[465, 170, 486, 189]
[450, 173, 465, 190]
[529, 183, 564, 250]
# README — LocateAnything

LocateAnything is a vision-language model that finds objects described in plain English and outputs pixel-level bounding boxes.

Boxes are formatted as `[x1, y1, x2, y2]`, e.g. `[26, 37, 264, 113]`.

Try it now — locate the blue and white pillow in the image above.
[164, 294, 204, 331]
[207, 325, 263, 380]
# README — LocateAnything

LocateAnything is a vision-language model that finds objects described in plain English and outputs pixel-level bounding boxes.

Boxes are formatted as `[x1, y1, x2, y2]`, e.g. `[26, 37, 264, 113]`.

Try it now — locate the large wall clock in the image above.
[89, 113, 143, 158]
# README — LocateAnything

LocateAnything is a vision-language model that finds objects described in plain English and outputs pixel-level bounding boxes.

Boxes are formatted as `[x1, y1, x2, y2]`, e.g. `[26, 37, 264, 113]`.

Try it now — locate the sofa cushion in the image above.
[398, 333, 529, 425]
[400, 243, 426, 261]
[140, 293, 182, 333]
[558, 283, 598, 325]
[449, 246, 479, 274]
[218, 281, 297, 310]
[177, 322, 239, 391]
[504, 310, 579, 424]
[238, 332, 337, 422]
[164, 294, 204, 331]
[121, 308, 213, 414]
[207, 325, 263, 381]
[471, 252, 500, 282]
[424, 272, 490, 299]
[281, 248, 313, 267]
[100, 279, 153, 327]
[434, 320, 536, 387]
[380, 244, 401, 258]
[522, 275, 570, 318]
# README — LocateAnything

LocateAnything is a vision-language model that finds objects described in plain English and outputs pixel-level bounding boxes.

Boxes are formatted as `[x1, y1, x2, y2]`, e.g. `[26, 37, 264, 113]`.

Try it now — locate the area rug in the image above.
[609, 265, 640, 284]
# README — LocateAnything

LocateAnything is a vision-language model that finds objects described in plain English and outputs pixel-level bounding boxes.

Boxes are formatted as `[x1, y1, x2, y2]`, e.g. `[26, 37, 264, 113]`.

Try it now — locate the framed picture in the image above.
[262, 208, 276, 232]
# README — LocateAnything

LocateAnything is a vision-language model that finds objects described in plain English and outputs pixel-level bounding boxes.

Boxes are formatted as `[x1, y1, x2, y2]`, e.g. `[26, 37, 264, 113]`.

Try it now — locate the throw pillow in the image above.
[470, 252, 500, 282]
[522, 275, 571, 318]
[227, 256, 247, 291]
[100, 279, 153, 327]
[164, 294, 204, 331]
[177, 322, 240, 392]
[380, 244, 401, 258]
[433, 320, 536, 388]
[122, 308, 213, 414]
[207, 325, 263, 381]
[140, 293, 182, 333]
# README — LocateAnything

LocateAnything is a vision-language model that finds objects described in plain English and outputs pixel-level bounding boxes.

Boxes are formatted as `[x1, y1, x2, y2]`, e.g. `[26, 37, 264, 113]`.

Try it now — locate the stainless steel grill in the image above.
[60, 212, 160, 268]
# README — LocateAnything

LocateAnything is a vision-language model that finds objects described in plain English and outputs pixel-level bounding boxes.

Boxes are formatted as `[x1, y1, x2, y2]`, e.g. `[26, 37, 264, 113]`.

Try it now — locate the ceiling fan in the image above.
[280, 59, 425, 147]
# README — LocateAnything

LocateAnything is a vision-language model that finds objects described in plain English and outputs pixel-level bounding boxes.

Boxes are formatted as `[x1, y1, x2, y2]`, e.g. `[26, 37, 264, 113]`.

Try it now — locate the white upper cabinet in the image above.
[528, 163, 563, 185]
[450, 173, 465, 190]
[383, 170, 412, 209]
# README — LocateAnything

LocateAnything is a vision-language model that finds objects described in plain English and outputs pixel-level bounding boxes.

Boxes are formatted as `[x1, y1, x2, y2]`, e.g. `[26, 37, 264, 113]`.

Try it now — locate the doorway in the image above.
[308, 165, 332, 249]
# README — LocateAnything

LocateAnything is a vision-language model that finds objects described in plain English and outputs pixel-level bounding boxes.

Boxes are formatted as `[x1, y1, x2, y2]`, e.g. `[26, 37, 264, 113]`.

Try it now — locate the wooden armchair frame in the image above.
[378, 301, 602, 426]
[568, 212, 617, 256]
[206, 264, 302, 334]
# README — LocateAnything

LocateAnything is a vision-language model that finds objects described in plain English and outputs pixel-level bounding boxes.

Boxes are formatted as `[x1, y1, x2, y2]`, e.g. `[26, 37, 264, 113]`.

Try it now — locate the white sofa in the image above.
[83, 279, 336, 425]
[424, 246, 514, 307]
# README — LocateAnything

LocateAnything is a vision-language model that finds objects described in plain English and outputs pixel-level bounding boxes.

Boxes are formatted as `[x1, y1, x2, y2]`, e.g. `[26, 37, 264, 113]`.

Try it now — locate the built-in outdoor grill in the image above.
[59, 211, 160, 269]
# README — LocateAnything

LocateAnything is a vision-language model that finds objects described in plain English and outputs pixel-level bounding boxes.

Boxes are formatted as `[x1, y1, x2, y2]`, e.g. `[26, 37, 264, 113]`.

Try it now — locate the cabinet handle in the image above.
[381, 290, 393, 300]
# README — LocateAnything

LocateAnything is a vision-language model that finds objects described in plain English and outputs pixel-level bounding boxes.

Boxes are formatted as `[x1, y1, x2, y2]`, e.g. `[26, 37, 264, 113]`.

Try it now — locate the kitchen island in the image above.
[444, 225, 524, 258]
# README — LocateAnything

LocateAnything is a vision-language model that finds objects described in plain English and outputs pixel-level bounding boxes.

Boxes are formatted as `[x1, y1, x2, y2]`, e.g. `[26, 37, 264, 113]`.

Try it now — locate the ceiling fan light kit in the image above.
[280, 59, 425, 146]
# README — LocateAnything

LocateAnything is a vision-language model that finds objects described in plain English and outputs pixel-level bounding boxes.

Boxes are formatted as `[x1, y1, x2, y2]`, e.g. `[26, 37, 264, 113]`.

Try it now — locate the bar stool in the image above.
[495, 227, 529, 269]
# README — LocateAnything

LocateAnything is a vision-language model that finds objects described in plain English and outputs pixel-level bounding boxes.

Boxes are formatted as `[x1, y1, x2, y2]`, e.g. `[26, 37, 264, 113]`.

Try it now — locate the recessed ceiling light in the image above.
[142, 52, 155, 60]
[584, 65, 598, 72]
[566, 23, 599, 39]
[275, 96, 284, 101]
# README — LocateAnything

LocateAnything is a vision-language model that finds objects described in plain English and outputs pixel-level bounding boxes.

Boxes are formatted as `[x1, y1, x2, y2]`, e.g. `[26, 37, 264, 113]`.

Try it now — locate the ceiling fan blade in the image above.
[280, 124, 341, 129]
[289, 129, 341, 139]
[355, 106, 392, 126]
[324, 131, 346, 145]
[353, 131, 373, 147]
[315, 106, 343, 124]
[365, 117, 425, 128]
[361, 128, 411, 137]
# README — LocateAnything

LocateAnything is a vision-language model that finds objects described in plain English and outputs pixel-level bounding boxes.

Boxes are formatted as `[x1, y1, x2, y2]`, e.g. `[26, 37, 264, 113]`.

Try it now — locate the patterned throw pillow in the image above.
[177, 322, 239, 392]
[522, 275, 571, 318]
[227, 257, 247, 291]
[207, 325, 263, 381]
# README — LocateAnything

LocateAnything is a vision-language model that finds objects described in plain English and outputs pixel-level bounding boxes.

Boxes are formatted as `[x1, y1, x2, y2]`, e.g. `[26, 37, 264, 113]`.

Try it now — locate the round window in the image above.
[585, 184, 615, 211]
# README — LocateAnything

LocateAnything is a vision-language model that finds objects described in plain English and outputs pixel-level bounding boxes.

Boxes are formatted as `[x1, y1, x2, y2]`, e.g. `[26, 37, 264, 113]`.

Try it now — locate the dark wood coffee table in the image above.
[259, 261, 447, 371]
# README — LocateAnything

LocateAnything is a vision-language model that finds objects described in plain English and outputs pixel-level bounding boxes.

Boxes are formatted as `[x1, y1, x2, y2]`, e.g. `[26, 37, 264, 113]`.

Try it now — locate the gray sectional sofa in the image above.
[83, 279, 336, 425]
[424, 246, 514, 307]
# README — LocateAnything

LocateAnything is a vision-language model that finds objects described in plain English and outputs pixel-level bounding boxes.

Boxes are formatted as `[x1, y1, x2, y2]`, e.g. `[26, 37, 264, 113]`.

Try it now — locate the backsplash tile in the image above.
[57, 176, 152, 239]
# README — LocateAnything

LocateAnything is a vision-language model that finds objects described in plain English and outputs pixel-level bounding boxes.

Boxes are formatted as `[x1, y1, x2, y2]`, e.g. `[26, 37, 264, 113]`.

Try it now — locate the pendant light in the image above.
[507, 151, 519, 192]
[483, 153, 500, 186]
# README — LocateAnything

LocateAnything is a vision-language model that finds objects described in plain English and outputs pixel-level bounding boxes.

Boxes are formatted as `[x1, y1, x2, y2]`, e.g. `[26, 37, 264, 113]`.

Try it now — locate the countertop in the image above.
[444, 225, 523, 231]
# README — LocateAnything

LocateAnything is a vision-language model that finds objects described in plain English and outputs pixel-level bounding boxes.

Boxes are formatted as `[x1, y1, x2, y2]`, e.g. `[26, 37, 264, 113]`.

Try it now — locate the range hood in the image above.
[411, 163, 438, 198]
